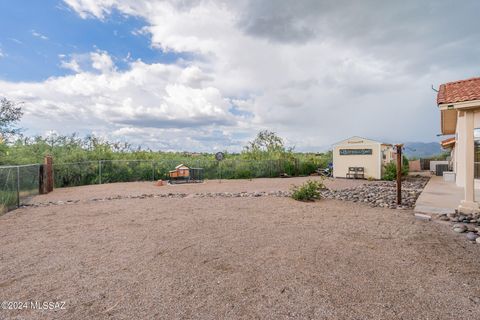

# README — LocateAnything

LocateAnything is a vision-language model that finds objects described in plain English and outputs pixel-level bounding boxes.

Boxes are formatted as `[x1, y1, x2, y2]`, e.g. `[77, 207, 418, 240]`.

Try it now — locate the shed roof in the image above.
[333, 136, 385, 146]
[437, 77, 480, 105]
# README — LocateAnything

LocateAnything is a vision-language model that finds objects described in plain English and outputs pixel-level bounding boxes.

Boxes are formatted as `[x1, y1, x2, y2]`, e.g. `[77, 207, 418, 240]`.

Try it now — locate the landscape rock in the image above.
[467, 225, 477, 232]
[466, 232, 479, 241]
[24, 177, 430, 211]
[453, 224, 467, 233]
[25, 190, 294, 208]
[415, 213, 431, 221]
[320, 176, 429, 210]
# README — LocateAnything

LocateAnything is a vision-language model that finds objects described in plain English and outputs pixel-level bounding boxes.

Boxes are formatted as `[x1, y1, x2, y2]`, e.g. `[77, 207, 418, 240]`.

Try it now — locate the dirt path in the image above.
[0, 181, 479, 319]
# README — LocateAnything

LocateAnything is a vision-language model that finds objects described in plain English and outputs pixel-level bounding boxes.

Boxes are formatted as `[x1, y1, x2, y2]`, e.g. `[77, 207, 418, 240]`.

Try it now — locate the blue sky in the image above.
[0, 0, 182, 82]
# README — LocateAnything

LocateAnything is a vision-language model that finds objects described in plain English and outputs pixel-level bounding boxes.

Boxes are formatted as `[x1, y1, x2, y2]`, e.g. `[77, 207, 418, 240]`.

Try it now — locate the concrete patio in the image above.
[414, 175, 480, 215]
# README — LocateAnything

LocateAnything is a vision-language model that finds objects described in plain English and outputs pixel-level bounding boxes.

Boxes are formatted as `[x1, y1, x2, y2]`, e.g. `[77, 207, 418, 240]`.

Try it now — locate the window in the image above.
[475, 129, 480, 178]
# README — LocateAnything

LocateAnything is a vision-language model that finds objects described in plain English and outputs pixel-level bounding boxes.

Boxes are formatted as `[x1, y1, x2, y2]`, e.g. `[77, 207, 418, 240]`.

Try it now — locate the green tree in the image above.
[243, 130, 291, 159]
[383, 156, 409, 181]
[0, 98, 23, 142]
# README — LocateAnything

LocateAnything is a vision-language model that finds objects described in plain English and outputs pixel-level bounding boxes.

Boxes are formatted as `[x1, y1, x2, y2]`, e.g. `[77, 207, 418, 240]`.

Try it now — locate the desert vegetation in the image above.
[382, 156, 409, 181]
[0, 104, 332, 187]
[291, 179, 325, 201]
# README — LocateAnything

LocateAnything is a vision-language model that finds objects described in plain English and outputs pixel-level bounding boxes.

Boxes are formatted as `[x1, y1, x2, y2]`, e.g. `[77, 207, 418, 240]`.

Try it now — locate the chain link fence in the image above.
[53, 158, 318, 188]
[0, 164, 41, 214]
[1, 158, 320, 213]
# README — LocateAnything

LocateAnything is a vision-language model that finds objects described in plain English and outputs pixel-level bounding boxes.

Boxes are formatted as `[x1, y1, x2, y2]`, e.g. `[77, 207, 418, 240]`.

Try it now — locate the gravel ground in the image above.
[321, 176, 430, 209]
[26, 177, 362, 205]
[1, 178, 480, 320]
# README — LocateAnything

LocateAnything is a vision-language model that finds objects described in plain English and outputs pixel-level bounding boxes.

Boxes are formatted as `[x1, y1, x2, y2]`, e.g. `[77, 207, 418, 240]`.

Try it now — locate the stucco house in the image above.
[436, 77, 480, 213]
[332, 136, 394, 180]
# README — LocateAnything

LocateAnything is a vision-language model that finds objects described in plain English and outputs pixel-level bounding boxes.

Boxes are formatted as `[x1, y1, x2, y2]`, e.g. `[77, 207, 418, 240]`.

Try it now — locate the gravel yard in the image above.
[1, 177, 479, 319]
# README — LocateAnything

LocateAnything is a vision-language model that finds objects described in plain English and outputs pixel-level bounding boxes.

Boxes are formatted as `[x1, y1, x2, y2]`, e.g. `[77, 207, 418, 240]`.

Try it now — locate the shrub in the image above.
[383, 161, 409, 181]
[299, 161, 318, 176]
[235, 168, 252, 179]
[291, 179, 325, 201]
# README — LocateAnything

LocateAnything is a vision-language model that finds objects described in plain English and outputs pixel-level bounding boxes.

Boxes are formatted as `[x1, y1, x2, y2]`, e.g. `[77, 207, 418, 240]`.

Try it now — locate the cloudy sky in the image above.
[0, 0, 479, 151]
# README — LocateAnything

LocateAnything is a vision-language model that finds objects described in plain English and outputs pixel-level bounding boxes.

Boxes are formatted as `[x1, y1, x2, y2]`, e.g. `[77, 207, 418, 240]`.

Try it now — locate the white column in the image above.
[458, 110, 479, 213]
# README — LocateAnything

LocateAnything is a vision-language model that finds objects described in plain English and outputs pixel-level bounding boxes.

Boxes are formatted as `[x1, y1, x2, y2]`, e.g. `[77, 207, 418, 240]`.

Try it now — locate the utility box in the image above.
[443, 171, 456, 182]
[436, 164, 449, 176]
[430, 160, 449, 173]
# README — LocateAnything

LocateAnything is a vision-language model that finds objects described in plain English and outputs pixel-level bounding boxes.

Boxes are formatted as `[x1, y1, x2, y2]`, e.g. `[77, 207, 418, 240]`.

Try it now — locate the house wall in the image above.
[454, 109, 480, 188]
[455, 111, 466, 187]
[333, 138, 382, 179]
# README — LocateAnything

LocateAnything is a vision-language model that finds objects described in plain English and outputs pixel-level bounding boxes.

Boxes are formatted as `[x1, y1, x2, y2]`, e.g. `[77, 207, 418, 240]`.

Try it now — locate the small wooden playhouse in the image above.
[168, 164, 204, 183]
[169, 164, 190, 179]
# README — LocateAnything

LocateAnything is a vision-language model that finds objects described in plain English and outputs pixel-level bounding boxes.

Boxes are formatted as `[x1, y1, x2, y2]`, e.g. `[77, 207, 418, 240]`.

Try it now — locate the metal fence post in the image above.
[39, 164, 44, 194]
[152, 161, 155, 181]
[99, 160, 102, 184]
[234, 160, 237, 179]
[219, 161, 222, 182]
[16, 166, 20, 208]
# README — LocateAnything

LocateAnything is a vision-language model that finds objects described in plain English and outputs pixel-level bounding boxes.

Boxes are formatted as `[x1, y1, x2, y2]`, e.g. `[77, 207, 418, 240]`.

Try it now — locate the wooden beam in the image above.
[395, 144, 403, 205]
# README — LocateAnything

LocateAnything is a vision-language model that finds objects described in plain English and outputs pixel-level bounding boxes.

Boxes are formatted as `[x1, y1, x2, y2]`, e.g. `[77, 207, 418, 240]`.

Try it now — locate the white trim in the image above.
[378, 144, 382, 179]
[332, 136, 383, 146]
[439, 99, 480, 110]
[335, 143, 382, 148]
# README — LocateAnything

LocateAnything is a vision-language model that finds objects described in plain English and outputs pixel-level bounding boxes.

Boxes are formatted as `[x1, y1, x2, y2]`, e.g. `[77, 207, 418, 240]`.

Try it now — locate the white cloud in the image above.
[59, 51, 117, 74]
[31, 30, 49, 40]
[62, 0, 111, 19]
[8, 38, 23, 45]
[2, 0, 479, 151]
[90, 50, 115, 73]
[60, 57, 82, 73]
[0, 52, 247, 151]
[0, 48, 4, 58]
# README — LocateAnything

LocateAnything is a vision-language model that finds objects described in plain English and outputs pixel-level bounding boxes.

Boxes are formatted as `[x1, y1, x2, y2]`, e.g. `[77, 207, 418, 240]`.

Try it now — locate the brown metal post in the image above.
[44, 155, 54, 193]
[395, 144, 403, 205]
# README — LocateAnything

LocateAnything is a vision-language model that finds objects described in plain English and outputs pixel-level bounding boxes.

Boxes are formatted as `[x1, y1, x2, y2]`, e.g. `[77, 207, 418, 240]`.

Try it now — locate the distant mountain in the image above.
[403, 142, 443, 159]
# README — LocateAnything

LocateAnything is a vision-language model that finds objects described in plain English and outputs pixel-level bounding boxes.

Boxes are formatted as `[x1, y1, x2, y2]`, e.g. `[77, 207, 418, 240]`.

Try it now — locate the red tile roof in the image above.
[437, 77, 480, 105]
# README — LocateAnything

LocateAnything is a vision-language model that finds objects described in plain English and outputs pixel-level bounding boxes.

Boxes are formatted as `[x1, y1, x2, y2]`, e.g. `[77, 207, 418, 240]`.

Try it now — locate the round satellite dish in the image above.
[215, 152, 225, 161]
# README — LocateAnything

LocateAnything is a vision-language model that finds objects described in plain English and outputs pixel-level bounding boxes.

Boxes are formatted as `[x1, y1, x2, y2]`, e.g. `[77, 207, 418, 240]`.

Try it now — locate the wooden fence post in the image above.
[45, 155, 54, 193]
[395, 144, 403, 205]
